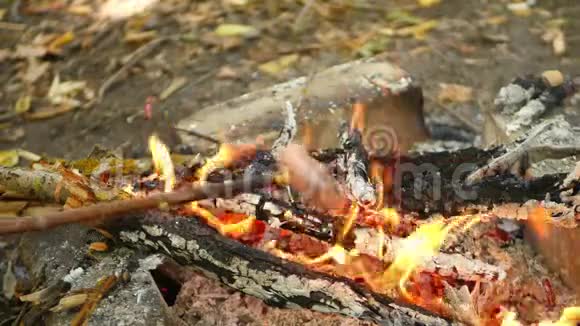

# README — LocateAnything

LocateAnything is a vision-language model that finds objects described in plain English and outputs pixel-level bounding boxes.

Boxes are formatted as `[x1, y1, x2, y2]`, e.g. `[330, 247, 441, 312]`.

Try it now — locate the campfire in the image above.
[1, 69, 579, 326]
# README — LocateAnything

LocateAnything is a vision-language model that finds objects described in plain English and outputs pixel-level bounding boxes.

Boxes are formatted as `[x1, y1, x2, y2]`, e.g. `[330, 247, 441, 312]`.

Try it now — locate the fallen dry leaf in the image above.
[47, 31, 74, 54]
[14, 44, 47, 59]
[437, 83, 473, 104]
[47, 74, 88, 108]
[418, 0, 441, 8]
[214, 23, 259, 38]
[67, 4, 93, 15]
[25, 106, 75, 120]
[2, 261, 16, 299]
[14, 95, 31, 114]
[99, 0, 157, 20]
[381, 20, 439, 40]
[159, 77, 187, 101]
[124, 30, 158, 43]
[258, 54, 299, 76]
[543, 28, 566, 56]
[483, 15, 508, 26]
[22, 58, 50, 83]
[0, 150, 19, 167]
[216, 65, 239, 79]
[507, 2, 532, 17]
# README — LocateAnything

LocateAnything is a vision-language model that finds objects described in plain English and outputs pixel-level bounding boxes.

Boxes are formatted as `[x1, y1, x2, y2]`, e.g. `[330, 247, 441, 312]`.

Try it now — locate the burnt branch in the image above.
[0, 176, 272, 235]
[340, 123, 376, 205]
[111, 212, 463, 326]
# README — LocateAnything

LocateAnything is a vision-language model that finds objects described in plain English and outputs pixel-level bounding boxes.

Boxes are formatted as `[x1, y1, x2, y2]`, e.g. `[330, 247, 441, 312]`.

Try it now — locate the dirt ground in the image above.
[0, 0, 579, 159]
[1, 0, 579, 325]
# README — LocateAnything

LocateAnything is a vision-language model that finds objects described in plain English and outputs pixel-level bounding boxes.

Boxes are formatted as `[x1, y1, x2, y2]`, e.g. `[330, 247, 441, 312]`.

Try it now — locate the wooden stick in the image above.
[0, 176, 272, 235]
[97, 37, 172, 103]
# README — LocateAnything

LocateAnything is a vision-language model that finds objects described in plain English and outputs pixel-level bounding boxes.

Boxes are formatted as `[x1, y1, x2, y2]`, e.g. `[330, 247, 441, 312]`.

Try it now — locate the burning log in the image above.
[480, 71, 580, 297]
[4, 68, 580, 326]
[198, 193, 335, 241]
[112, 211, 462, 326]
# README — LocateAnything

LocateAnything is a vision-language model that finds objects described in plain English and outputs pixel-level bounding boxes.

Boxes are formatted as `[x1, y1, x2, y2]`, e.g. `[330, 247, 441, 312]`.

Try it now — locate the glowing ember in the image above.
[189, 202, 256, 238]
[148, 134, 175, 192]
[379, 208, 401, 230]
[350, 102, 366, 132]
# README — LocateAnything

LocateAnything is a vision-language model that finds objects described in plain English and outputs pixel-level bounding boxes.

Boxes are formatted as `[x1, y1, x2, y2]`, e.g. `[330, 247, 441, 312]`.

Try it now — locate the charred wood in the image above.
[339, 123, 376, 205]
[111, 212, 462, 326]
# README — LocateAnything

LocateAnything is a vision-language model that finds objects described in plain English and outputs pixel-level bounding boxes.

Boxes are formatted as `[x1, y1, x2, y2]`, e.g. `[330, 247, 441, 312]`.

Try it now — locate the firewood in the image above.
[112, 212, 463, 326]
[176, 59, 429, 154]
[0, 175, 273, 235]
[199, 192, 335, 241]
[340, 123, 376, 205]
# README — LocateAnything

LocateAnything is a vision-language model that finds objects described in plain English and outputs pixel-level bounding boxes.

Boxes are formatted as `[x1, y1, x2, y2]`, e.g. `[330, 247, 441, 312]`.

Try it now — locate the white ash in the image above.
[62, 267, 84, 284]
[494, 83, 535, 114]
[506, 99, 546, 135]
[138, 254, 165, 271]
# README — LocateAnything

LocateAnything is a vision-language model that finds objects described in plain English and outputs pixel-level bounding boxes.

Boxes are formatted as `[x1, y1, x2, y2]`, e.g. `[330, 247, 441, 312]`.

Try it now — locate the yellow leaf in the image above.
[418, 0, 441, 8]
[67, 5, 93, 15]
[258, 54, 299, 75]
[214, 24, 259, 38]
[14, 95, 31, 114]
[507, 2, 531, 17]
[0, 150, 19, 167]
[395, 20, 438, 40]
[47, 31, 75, 54]
[124, 30, 158, 43]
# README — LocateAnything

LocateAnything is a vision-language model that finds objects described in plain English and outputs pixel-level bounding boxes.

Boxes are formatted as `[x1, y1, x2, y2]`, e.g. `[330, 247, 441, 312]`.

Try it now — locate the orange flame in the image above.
[528, 206, 550, 239]
[381, 214, 481, 300]
[148, 134, 175, 192]
[350, 102, 366, 132]
[376, 208, 400, 259]
[370, 160, 384, 210]
[498, 309, 522, 326]
[196, 143, 257, 180]
[382, 219, 448, 299]
[340, 203, 360, 240]
[500, 306, 580, 326]
[189, 202, 256, 237]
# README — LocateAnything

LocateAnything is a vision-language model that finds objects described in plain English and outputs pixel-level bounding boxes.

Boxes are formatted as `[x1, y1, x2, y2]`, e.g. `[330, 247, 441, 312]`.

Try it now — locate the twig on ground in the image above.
[97, 37, 172, 103]
[0, 176, 272, 235]
[174, 127, 222, 145]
